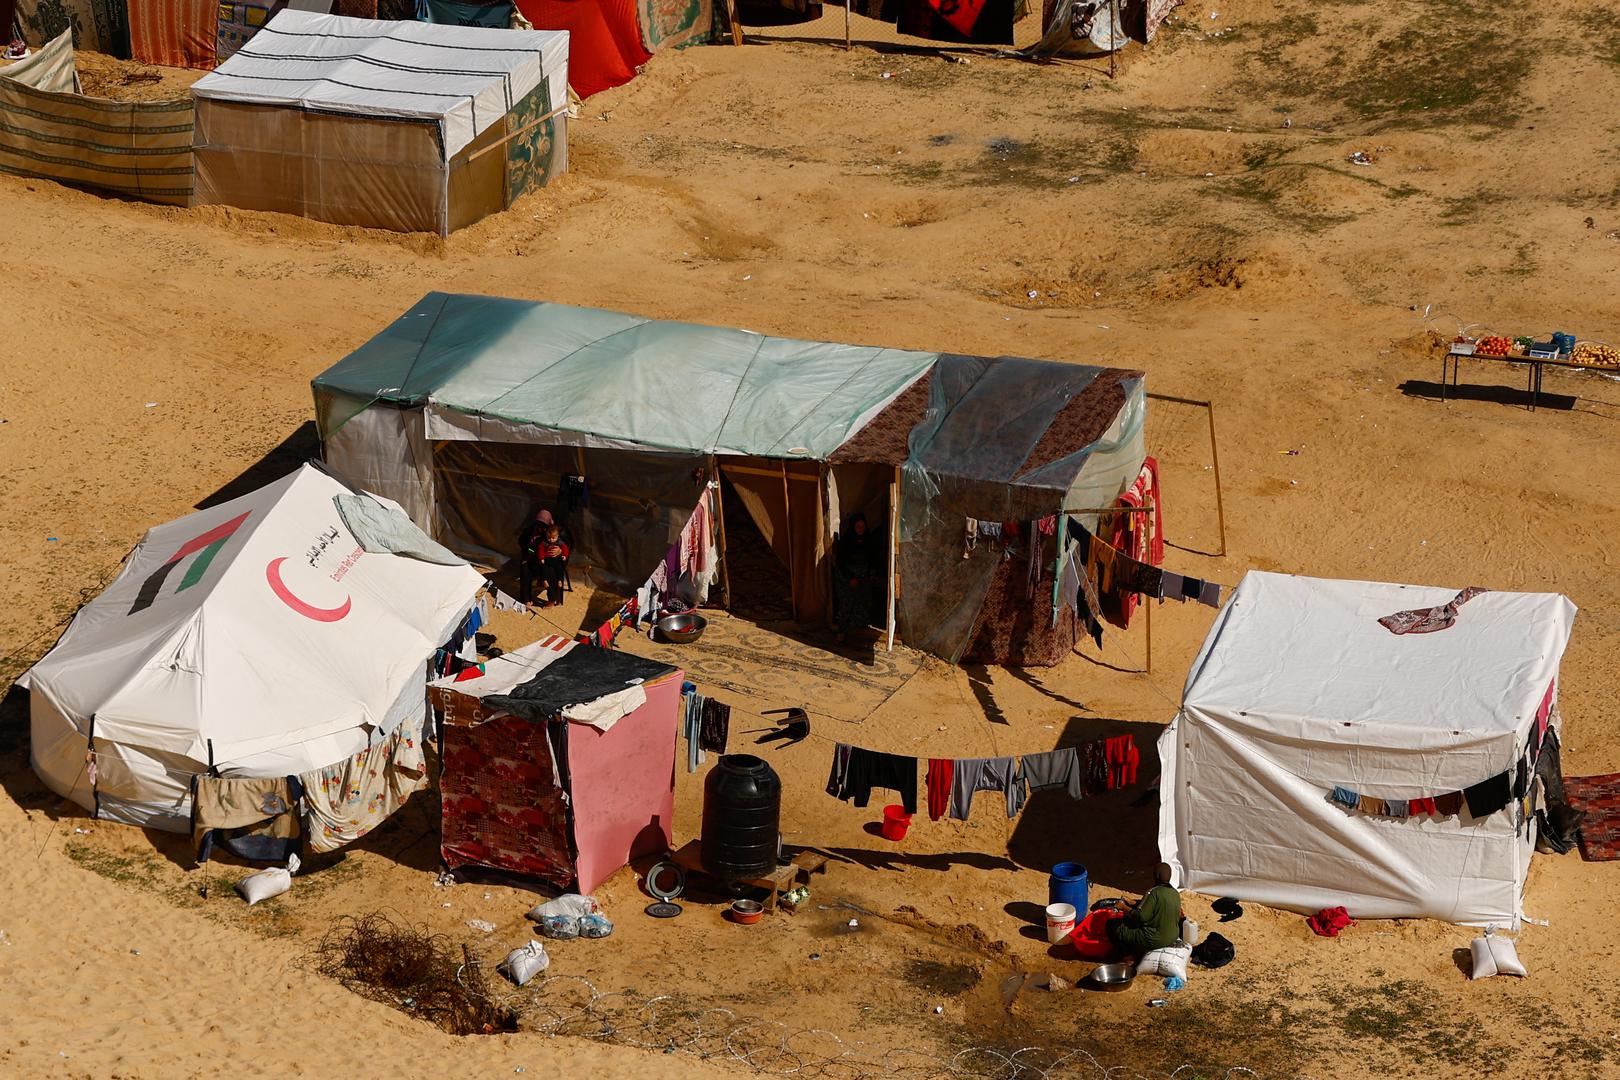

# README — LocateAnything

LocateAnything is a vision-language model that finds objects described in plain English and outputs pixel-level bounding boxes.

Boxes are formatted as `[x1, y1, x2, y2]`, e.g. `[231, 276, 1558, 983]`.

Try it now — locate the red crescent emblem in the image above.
[266, 557, 352, 622]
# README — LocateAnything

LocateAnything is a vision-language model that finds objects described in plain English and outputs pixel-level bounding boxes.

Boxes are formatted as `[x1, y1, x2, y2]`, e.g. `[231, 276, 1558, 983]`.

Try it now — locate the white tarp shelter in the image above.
[1158, 571, 1575, 927]
[21, 464, 484, 832]
[190, 11, 570, 233]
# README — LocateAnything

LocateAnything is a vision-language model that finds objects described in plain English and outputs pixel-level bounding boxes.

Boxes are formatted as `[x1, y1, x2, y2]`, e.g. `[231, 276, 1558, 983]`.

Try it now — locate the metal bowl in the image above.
[730, 898, 764, 925]
[1082, 962, 1136, 992]
[657, 612, 707, 645]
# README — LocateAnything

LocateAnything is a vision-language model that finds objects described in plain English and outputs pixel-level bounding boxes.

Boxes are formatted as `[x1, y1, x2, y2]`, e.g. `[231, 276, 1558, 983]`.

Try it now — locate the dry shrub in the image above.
[309, 912, 516, 1036]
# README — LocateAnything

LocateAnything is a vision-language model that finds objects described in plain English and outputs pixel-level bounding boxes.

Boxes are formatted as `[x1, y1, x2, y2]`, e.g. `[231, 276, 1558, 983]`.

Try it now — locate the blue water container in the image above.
[1048, 862, 1089, 913]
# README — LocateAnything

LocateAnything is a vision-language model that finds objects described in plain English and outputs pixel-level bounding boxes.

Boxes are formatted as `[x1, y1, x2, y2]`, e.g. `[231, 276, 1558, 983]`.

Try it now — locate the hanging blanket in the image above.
[128, 0, 217, 69]
[300, 715, 428, 854]
[636, 0, 714, 50]
[440, 714, 574, 886]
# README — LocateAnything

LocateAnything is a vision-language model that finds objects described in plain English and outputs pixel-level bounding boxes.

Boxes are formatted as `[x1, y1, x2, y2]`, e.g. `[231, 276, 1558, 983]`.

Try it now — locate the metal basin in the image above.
[1082, 962, 1136, 992]
[657, 612, 707, 644]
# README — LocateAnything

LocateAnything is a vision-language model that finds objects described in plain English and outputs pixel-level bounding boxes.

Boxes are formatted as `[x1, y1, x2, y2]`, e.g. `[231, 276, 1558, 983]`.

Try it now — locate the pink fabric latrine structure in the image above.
[430, 636, 681, 893]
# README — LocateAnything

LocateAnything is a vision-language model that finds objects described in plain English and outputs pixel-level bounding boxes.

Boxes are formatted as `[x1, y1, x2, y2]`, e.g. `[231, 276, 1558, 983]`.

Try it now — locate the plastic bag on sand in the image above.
[578, 912, 614, 939]
[528, 894, 600, 921]
[528, 894, 604, 939]
[499, 940, 551, 986]
[238, 854, 300, 906]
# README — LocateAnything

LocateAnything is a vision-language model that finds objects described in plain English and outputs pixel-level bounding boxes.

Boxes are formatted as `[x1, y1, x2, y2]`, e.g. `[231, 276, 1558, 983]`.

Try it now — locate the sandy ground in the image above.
[4, 0, 1620, 1076]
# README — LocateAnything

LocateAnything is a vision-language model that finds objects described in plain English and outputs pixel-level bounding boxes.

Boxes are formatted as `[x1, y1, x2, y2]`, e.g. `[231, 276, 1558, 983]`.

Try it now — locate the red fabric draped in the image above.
[515, 0, 651, 98]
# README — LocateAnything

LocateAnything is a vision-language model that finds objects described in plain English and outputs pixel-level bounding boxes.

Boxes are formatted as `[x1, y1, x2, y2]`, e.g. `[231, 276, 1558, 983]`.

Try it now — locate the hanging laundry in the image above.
[491, 587, 526, 613]
[1408, 796, 1437, 816]
[193, 775, 301, 863]
[1377, 586, 1490, 636]
[1384, 799, 1409, 818]
[1020, 748, 1084, 800]
[836, 748, 918, 814]
[1328, 786, 1359, 810]
[1159, 570, 1185, 603]
[898, 0, 1013, 45]
[1196, 581, 1222, 609]
[1082, 740, 1109, 795]
[698, 698, 731, 754]
[826, 742, 854, 797]
[1356, 795, 1386, 816]
[926, 759, 954, 822]
[949, 756, 1025, 820]
[301, 713, 428, 854]
[682, 685, 706, 774]
[557, 473, 590, 514]
[1462, 772, 1512, 818]
[963, 517, 979, 558]
[1037, 515, 1057, 536]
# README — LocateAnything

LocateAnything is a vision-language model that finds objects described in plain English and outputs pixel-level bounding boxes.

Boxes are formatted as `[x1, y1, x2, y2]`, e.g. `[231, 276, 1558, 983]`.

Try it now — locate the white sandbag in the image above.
[1470, 932, 1527, 979]
[498, 940, 551, 986]
[237, 854, 301, 906]
[1136, 943, 1192, 980]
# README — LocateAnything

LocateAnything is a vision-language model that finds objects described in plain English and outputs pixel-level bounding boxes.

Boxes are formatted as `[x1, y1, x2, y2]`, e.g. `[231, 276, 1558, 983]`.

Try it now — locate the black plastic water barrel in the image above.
[700, 754, 782, 882]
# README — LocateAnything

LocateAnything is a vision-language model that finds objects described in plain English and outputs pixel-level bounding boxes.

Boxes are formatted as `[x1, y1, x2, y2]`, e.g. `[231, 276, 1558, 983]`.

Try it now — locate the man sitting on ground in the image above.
[1106, 862, 1182, 957]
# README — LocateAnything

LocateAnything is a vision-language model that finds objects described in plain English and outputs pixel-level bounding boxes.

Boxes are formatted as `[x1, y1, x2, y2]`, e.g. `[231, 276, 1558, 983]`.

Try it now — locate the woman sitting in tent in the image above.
[1106, 863, 1183, 957]
[518, 508, 560, 605]
[833, 513, 882, 642]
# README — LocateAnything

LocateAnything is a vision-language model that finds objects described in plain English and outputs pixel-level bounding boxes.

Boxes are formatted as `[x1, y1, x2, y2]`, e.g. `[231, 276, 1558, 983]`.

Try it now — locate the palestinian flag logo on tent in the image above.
[128, 511, 251, 615]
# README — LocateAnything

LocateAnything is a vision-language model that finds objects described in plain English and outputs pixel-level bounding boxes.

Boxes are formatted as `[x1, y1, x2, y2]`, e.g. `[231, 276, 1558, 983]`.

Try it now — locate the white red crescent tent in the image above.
[21, 463, 484, 831]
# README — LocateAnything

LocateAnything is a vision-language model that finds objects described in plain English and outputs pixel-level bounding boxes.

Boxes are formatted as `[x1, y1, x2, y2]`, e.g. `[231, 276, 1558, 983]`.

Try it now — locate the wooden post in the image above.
[712, 460, 732, 609]
[726, 0, 744, 45]
[1108, 0, 1118, 79]
[844, 0, 851, 49]
[886, 467, 900, 651]
[1207, 402, 1227, 557]
[1144, 587, 1152, 674]
[781, 460, 798, 622]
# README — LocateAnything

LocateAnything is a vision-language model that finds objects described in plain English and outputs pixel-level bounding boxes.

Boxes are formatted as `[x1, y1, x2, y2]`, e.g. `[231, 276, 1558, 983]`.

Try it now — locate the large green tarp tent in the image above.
[313, 292, 1146, 664]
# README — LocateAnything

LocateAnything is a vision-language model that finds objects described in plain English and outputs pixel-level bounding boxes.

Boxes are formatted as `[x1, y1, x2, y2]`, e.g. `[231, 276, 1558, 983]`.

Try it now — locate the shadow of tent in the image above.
[1004, 714, 1165, 895]
[194, 422, 322, 510]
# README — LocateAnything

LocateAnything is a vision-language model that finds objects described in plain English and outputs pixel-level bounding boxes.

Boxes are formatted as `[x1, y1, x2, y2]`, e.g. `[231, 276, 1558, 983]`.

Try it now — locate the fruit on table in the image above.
[1572, 342, 1620, 368]
[1477, 336, 1514, 357]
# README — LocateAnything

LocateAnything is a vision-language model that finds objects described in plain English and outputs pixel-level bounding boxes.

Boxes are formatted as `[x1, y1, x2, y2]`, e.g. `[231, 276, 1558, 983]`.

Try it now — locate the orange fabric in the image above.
[515, 0, 652, 98]
[128, 0, 217, 68]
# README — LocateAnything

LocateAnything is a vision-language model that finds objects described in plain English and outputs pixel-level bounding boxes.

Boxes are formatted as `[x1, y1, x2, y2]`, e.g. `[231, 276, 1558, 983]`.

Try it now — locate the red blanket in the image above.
[129, 0, 218, 69]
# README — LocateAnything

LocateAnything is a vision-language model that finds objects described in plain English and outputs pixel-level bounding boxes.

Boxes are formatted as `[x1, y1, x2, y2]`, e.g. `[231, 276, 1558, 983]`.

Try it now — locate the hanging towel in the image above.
[1328, 786, 1359, 810]
[1197, 581, 1222, 608]
[926, 759, 955, 821]
[1408, 796, 1437, 816]
[1384, 799, 1409, 818]
[682, 687, 705, 773]
[1435, 791, 1464, 816]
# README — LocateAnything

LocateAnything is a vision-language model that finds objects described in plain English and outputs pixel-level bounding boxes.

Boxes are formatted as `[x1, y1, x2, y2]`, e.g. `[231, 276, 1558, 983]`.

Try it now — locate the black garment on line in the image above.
[840, 748, 918, 814]
[699, 698, 731, 753]
[1462, 771, 1512, 818]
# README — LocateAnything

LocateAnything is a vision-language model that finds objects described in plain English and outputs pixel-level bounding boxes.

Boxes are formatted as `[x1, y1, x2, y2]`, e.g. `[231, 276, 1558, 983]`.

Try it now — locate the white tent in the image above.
[1158, 571, 1575, 927]
[190, 11, 571, 234]
[21, 464, 484, 832]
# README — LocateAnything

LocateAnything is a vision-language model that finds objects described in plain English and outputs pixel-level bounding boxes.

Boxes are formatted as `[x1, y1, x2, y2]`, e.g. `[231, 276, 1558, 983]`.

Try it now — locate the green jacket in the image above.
[1111, 885, 1182, 955]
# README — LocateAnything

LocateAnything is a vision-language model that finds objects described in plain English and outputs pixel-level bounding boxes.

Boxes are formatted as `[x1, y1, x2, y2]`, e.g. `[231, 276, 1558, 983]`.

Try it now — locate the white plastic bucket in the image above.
[1045, 902, 1078, 943]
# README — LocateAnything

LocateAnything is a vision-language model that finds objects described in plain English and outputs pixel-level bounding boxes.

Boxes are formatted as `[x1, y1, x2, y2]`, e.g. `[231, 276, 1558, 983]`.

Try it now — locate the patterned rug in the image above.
[1562, 773, 1620, 861]
[619, 613, 924, 726]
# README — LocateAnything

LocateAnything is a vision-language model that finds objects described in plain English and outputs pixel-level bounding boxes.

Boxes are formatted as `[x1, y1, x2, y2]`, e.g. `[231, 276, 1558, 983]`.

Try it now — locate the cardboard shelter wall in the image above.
[194, 100, 453, 233]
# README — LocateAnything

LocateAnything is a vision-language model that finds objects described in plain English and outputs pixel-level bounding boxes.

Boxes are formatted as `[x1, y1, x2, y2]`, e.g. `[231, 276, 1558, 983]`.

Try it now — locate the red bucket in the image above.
[880, 804, 911, 841]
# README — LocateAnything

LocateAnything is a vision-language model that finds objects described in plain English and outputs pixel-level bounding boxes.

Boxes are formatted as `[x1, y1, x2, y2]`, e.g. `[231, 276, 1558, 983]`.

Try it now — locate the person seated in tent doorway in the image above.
[518, 508, 557, 605]
[1106, 863, 1182, 958]
[534, 525, 571, 609]
[833, 513, 882, 643]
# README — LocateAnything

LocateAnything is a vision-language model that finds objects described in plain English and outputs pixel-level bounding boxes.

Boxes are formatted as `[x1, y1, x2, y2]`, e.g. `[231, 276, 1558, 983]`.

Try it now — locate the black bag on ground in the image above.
[1191, 931, 1234, 969]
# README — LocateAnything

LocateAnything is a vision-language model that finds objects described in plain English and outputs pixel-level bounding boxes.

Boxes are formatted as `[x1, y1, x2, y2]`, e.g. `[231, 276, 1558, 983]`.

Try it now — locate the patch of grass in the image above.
[1439, 188, 1508, 225]
[1575, 9, 1620, 66]
[64, 840, 164, 887]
